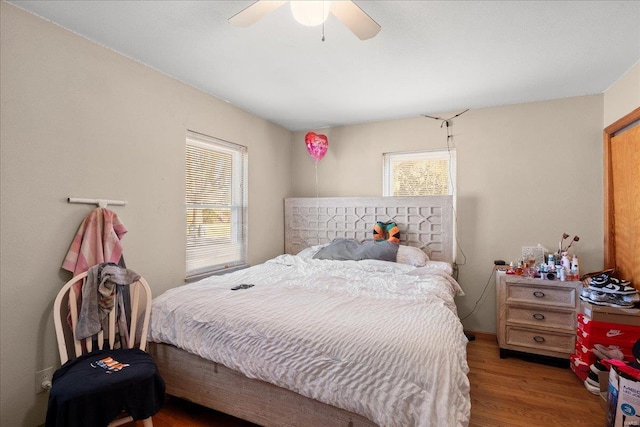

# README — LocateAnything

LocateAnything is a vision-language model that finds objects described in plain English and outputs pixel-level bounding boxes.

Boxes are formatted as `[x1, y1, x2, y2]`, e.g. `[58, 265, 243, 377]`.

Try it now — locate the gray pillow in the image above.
[312, 238, 399, 262]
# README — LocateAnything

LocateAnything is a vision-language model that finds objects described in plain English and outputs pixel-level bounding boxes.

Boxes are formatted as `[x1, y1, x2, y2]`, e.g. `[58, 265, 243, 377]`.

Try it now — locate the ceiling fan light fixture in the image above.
[229, 1, 380, 41]
[290, 1, 331, 27]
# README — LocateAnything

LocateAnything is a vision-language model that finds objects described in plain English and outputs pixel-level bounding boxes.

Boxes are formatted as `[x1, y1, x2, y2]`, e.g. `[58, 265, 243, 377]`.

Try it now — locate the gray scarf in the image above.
[76, 263, 140, 340]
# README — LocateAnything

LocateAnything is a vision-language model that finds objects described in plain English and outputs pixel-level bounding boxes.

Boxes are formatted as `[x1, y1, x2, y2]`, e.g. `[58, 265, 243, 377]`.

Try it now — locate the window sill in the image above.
[185, 264, 249, 283]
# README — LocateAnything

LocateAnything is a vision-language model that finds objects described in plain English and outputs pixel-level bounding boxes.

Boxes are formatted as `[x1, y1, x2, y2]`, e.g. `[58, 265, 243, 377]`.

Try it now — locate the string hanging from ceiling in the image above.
[423, 109, 470, 147]
[423, 108, 473, 339]
[422, 108, 470, 268]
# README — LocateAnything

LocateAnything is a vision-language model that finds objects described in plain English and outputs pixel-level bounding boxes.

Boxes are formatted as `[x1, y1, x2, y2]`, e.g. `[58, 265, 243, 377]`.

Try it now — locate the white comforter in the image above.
[149, 255, 471, 426]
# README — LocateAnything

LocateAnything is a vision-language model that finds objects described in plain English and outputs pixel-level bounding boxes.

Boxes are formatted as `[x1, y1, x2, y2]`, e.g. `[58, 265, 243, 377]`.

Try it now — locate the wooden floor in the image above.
[126, 334, 606, 426]
[466, 334, 605, 426]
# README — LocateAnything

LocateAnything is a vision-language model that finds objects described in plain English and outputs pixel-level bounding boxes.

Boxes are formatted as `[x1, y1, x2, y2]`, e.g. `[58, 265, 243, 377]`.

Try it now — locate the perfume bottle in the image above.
[515, 261, 523, 276]
[547, 254, 555, 268]
[570, 255, 579, 281]
[561, 252, 570, 275]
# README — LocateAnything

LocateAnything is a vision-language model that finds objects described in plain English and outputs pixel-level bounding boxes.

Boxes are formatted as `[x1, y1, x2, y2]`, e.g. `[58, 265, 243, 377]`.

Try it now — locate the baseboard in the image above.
[464, 331, 497, 341]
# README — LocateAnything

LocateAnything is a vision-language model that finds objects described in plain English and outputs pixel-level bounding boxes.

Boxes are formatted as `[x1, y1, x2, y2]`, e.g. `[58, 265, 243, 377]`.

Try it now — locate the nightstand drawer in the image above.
[506, 326, 575, 354]
[506, 306, 576, 332]
[506, 283, 577, 308]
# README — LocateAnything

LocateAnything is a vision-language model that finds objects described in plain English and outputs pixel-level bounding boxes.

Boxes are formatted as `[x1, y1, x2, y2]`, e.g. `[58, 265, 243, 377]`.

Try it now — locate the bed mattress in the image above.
[149, 254, 470, 426]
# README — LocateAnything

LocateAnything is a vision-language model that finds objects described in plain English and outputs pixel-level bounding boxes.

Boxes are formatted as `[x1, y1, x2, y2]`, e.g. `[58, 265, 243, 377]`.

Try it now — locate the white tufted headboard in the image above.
[284, 196, 455, 263]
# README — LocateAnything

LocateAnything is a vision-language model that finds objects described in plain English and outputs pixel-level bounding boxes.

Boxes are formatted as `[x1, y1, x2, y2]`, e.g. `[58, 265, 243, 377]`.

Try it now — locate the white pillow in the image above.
[296, 243, 329, 259]
[396, 245, 429, 267]
[421, 260, 454, 275]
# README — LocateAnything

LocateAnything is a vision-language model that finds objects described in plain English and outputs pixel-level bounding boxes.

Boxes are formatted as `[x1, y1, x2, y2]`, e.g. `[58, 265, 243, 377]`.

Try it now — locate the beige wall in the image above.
[292, 96, 605, 335]
[0, 3, 291, 426]
[2, 2, 638, 426]
[604, 61, 640, 127]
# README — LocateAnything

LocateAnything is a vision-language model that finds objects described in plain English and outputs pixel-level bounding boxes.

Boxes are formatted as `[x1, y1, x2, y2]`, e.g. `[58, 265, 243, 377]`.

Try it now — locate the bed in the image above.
[148, 196, 471, 427]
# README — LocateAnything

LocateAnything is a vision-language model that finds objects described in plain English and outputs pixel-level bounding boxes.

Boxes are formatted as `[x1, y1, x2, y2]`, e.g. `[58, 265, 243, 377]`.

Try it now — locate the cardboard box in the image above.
[604, 365, 640, 426]
[581, 302, 640, 326]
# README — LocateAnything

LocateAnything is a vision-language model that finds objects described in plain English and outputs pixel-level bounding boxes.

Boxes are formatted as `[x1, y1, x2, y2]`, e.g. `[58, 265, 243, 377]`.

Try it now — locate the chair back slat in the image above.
[85, 334, 93, 353]
[128, 283, 141, 348]
[68, 282, 83, 359]
[108, 303, 117, 349]
[96, 330, 104, 351]
[139, 279, 151, 351]
[53, 270, 152, 364]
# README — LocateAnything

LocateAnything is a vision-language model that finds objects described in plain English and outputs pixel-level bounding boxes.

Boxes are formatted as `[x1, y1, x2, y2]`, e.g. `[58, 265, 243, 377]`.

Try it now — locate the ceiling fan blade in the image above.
[229, 0, 287, 27]
[330, 1, 381, 40]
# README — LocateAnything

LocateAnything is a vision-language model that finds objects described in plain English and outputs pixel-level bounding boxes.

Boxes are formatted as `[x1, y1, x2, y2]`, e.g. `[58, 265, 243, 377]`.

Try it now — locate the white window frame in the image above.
[383, 149, 457, 198]
[185, 131, 248, 279]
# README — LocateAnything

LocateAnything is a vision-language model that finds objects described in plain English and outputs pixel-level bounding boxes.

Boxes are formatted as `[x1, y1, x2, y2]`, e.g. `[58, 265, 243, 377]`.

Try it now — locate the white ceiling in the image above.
[9, 0, 640, 131]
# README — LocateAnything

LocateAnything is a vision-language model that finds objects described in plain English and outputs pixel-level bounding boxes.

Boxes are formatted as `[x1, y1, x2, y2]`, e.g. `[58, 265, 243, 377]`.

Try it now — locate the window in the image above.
[185, 131, 247, 278]
[383, 149, 456, 197]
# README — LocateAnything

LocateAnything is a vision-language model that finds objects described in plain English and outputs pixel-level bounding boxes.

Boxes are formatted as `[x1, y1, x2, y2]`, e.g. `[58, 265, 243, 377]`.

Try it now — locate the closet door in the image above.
[604, 107, 640, 289]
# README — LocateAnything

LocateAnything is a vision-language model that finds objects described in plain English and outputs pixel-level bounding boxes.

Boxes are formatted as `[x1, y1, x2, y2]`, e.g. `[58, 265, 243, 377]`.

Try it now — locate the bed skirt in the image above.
[148, 342, 378, 427]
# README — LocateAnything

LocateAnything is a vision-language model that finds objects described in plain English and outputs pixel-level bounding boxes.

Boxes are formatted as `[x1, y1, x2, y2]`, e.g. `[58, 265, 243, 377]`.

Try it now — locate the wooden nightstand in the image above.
[496, 271, 582, 360]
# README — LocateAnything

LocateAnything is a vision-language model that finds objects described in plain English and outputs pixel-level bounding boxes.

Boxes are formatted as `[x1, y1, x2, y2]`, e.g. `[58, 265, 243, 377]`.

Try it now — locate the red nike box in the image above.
[570, 353, 590, 381]
[575, 340, 597, 365]
[577, 313, 640, 342]
[576, 325, 637, 362]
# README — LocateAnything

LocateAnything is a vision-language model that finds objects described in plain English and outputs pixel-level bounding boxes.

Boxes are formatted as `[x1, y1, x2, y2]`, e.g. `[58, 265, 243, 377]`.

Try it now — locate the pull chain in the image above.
[322, 2, 326, 42]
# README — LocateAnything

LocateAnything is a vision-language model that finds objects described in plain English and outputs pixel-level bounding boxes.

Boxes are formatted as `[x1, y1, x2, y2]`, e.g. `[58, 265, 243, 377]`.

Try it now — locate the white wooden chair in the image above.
[46, 270, 164, 427]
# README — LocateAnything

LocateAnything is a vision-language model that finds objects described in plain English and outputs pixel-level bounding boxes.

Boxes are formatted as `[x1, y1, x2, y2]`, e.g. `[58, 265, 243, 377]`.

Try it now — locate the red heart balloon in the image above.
[305, 132, 328, 163]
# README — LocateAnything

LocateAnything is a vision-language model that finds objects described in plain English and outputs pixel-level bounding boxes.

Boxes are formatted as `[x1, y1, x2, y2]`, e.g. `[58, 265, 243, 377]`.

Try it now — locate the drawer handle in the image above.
[533, 291, 545, 298]
[533, 313, 545, 320]
[533, 336, 546, 343]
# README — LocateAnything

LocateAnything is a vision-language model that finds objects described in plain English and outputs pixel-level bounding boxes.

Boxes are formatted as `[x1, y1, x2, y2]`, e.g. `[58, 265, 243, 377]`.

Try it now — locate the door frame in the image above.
[603, 106, 640, 270]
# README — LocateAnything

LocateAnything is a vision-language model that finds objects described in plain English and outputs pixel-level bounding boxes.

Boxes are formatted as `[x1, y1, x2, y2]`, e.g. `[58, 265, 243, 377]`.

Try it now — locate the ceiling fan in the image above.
[229, 1, 381, 40]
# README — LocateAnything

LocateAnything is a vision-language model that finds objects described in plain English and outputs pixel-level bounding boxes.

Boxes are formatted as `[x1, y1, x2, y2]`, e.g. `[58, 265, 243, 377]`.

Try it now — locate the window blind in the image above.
[185, 132, 247, 278]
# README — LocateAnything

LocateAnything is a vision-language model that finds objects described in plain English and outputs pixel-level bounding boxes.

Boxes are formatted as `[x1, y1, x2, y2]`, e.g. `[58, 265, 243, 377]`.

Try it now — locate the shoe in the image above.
[621, 293, 640, 303]
[590, 360, 608, 375]
[579, 292, 635, 308]
[589, 274, 635, 295]
[588, 272, 616, 287]
[589, 290, 608, 302]
[605, 293, 635, 307]
[585, 370, 600, 388]
[584, 379, 600, 395]
[590, 273, 610, 287]
[580, 287, 590, 299]
[593, 344, 625, 361]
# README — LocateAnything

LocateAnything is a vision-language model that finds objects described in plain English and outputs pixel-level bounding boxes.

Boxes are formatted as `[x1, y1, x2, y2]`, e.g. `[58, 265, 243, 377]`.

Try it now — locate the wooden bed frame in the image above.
[150, 196, 455, 426]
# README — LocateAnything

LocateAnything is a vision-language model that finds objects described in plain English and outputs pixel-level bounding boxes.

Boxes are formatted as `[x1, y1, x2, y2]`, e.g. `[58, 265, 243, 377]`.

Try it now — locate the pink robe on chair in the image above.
[62, 207, 127, 276]
[62, 208, 127, 320]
